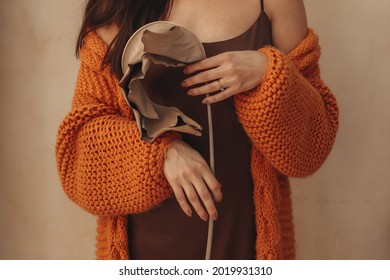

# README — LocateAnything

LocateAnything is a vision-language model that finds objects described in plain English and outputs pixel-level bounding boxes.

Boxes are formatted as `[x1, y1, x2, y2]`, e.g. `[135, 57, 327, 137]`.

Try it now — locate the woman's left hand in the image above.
[181, 50, 268, 104]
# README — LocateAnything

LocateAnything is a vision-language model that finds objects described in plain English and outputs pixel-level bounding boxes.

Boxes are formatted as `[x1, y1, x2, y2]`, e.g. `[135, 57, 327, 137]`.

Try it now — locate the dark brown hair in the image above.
[76, 0, 173, 78]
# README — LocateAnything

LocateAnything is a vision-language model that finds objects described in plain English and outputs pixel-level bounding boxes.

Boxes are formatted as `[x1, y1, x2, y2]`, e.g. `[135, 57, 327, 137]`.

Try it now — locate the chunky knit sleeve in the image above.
[234, 29, 339, 177]
[55, 32, 180, 216]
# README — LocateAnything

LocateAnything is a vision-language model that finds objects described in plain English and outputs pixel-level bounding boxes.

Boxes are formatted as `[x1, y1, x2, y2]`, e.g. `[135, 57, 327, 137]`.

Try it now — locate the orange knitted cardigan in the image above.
[55, 28, 338, 260]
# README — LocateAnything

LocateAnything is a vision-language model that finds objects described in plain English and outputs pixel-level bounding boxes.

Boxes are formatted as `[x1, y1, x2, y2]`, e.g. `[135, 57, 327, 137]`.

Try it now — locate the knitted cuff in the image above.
[234, 45, 289, 111]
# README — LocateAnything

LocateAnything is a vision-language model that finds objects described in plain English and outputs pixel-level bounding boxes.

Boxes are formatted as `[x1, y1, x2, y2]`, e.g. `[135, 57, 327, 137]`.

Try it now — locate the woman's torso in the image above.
[127, 1, 272, 260]
[168, 0, 265, 44]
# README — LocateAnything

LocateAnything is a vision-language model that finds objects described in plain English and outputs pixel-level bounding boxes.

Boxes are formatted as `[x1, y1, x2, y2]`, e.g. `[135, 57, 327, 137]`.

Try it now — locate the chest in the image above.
[167, 0, 261, 43]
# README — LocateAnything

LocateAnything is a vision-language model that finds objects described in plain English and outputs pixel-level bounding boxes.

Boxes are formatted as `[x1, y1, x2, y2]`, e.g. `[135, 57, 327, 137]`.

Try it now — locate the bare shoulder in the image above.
[265, 0, 308, 54]
[95, 24, 119, 46]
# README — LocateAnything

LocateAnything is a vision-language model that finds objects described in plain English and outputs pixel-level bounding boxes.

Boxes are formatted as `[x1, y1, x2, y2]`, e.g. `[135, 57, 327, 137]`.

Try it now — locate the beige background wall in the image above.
[0, 0, 389, 260]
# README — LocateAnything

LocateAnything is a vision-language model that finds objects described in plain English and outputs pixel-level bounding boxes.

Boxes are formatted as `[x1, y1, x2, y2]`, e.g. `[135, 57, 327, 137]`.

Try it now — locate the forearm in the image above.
[56, 106, 180, 216]
[234, 31, 339, 177]
[56, 59, 180, 216]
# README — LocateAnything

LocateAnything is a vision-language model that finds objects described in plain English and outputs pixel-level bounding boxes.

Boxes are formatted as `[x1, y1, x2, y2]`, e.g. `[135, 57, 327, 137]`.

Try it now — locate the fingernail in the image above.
[182, 81, 188, 87]
[202, 214, 209, 221]
[184, 208, 192, 217]
[212, 213, 218, 221]
[202, 99, 208, 104]
[183, 68, 189, 74]
[187, 90, 193, 96]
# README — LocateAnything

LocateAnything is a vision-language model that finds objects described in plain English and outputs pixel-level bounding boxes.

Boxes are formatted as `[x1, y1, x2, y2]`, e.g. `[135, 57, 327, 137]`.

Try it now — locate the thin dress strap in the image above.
[260, 0, 264, 11]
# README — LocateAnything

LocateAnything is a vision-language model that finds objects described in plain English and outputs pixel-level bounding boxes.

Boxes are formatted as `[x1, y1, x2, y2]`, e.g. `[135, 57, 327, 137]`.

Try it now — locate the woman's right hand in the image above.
[163, 138, 223, 221]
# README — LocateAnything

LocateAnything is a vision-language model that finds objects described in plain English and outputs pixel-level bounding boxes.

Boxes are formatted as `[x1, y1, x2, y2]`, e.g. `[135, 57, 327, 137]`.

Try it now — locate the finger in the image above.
[191, 176, 218, 221]
[182, 67, 221, 88]
[187, 80, 223, 96]
[202, 88, 234, 104]
[202, 171, 223, 203]
[170, 181, 193, 217]
[182, 182, 209, 221]
[184, 55, 224, 74]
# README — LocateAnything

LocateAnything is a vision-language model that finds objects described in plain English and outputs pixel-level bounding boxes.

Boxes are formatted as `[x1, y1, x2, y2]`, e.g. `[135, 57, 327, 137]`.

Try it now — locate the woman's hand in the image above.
[163, 138, 223, 221]
[181, 50, 268, 104]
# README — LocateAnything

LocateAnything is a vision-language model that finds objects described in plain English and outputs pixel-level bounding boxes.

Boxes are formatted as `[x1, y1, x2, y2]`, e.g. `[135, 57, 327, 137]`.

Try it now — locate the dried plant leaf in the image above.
[119, 25, 206, 143]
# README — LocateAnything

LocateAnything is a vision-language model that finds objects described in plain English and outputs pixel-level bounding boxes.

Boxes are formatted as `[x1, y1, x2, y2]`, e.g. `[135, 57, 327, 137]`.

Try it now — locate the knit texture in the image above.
[55, 28, 338, 260]
[234, 28, 339, 259]
[55, 30, 182, 259]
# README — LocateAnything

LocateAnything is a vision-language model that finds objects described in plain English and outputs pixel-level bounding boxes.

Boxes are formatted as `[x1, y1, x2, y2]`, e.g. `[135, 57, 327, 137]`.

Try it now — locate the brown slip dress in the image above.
[127, 0, 272, 260]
